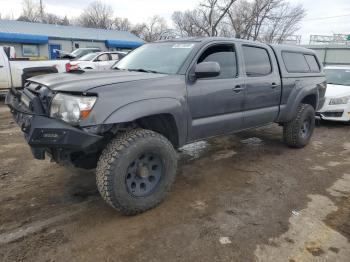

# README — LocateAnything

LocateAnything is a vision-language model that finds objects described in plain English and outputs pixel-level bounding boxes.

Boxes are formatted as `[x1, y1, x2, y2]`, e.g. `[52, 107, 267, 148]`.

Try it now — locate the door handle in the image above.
[271, 83, 279, 89]
[0, 65, 3, 68]
[233, 85, 244, 93]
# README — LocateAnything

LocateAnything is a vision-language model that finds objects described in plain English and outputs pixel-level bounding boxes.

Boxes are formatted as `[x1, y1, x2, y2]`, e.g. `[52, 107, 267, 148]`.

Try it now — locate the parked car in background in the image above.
[0, 46, 69, 95]
[67, 51, 127, 71]
[6, 38, 326, 215]
[317, 65, 350, 123]
[59, 48, 101, 60]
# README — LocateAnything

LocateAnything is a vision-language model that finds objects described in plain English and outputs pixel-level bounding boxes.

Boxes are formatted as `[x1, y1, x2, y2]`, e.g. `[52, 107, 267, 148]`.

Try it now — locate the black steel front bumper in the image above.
[5, 89, 103, 160]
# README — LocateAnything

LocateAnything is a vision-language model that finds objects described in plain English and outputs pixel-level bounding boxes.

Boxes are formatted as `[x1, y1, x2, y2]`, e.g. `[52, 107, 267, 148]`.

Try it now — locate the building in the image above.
[303, 34, 350, 66]
[0, 20, 144, 59]
[304, 45, 350, 66]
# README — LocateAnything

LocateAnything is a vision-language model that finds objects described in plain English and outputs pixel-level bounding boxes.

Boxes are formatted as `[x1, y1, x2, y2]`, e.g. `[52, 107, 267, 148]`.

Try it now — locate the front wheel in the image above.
[283, 104, 315, 148]
[96, 129, 177, 215]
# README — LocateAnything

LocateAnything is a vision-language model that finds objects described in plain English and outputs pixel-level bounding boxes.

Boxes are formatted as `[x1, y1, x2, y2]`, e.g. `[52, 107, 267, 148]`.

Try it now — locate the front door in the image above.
[187, 44, 245, 140]
[49, 44, 61, 60]
[241, 44, 281, 128]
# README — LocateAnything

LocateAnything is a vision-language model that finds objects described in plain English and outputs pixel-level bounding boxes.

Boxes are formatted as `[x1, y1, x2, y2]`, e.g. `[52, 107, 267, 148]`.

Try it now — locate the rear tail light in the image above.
[65, 63, 71, 72]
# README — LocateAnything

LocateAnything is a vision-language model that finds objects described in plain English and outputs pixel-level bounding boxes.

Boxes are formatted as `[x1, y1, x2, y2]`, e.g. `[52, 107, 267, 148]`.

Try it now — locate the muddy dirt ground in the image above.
[0, 101, 350, 262]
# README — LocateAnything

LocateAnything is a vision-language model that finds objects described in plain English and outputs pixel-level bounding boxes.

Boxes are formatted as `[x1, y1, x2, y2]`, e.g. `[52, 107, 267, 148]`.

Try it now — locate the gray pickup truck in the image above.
[6, 37, 326, 215]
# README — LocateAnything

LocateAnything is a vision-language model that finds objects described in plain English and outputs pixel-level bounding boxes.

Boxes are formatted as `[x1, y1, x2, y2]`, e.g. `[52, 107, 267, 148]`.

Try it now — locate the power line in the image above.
[304, 13, 350, 21]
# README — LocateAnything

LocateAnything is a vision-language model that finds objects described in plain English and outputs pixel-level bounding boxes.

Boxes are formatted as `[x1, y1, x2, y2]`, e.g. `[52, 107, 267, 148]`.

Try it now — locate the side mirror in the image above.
[195, 62, 220, 79]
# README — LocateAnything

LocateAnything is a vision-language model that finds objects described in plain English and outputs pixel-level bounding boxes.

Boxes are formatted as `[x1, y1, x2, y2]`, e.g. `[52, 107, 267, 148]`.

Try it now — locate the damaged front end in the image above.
[5, 84, 105, 169]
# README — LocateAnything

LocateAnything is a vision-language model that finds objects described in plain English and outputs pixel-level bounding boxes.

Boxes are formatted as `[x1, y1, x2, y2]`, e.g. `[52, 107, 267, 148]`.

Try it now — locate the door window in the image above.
[242, 45, 272, 77]
[111, 53, 120, 60]
[197, 45, 237, 79]
[96, 54, 109, 61]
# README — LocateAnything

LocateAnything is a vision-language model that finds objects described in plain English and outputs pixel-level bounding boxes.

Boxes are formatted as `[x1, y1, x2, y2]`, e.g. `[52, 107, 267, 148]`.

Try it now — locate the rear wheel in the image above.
[283, 104, 315, 148]
[96, 129, 177, 215]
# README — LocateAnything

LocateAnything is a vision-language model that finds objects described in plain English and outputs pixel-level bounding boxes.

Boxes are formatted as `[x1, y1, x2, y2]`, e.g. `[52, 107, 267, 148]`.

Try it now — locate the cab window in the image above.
[282, 52, 310, 73]
[96, 54, 110, 61]
[111, 53, 120, 60]
[242, 45, 272, 77]
[197, 45, 237, 79]
[305, 55, 320, 72]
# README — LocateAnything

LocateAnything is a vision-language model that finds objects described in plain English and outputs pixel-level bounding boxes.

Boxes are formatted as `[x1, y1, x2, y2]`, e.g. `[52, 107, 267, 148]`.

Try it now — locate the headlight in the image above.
[329, 95, 350, 105]
[50, 93, 97, 125]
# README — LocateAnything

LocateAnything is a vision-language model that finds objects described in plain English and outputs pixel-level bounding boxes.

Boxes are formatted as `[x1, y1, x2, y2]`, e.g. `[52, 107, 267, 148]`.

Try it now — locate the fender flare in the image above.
[277, 82, 319, 123]
[104, 97, 187, 146]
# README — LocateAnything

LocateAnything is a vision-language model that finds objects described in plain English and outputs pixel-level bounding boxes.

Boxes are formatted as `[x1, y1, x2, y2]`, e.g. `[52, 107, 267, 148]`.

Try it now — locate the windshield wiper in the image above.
[128, 68, 161, 74]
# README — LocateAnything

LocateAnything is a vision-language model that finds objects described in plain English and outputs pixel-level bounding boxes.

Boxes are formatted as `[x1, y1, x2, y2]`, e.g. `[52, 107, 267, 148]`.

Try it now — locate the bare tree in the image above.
[42, 13, 71, 25]
[173, 0, 305, 43]
[61, 16, 70, 26]
[226, 0, 278, 40]
[172, 10, 207, 37]
[172, 0, 236, 37]
[199, 0, 236, 36]
[113, 17, 133, 31]
[136, 16, 169, 42]
[250, 0, 281, 41]
[227, 0, 305, 43]
[17, 0, 41, 22]
[130, 23, 147, 38]
[78, 1, 114, 29]
[17, 0, 70, 25]
[261, 2, 305, 43]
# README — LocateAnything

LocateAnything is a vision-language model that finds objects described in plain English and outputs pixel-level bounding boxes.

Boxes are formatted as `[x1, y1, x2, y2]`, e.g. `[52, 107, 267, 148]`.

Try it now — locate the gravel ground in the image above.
[0, 101, 350, 262]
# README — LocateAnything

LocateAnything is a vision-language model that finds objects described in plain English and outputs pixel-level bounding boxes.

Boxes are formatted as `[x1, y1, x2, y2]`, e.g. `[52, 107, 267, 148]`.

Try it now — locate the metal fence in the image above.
[309, 34, 350, 45]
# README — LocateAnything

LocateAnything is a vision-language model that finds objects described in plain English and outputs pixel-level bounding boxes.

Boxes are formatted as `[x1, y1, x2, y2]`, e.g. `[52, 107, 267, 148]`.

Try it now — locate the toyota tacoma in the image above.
[6, 37, 326, 215]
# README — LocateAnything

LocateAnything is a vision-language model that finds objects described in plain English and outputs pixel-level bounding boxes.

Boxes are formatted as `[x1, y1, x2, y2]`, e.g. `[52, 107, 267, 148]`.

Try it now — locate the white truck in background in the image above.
[0, 46, 69, 95]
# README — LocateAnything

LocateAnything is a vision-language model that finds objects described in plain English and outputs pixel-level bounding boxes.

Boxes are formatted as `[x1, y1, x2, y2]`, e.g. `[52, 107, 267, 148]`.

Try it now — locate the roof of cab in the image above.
[157, 36, 266, 45]
[270, 44, 316, 54]
[157, 37, 316, 53]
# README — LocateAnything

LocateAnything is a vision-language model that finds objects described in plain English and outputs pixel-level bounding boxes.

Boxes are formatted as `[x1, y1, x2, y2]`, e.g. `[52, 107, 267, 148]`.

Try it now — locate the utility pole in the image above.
[40, 0, 44, 21]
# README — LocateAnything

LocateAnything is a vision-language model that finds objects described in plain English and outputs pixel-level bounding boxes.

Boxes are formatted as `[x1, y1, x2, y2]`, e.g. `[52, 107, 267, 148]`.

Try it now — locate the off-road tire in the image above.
[96, 129, 177, 215]
[283, 103, 315, 148]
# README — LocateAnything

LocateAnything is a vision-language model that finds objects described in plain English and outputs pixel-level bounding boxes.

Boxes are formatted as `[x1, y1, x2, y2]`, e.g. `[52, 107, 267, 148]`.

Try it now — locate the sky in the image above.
[0, 0, 350, 43]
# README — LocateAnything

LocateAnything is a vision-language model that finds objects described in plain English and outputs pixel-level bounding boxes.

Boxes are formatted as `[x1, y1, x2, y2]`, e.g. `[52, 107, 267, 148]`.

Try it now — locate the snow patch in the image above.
[180, 141, 209, 159]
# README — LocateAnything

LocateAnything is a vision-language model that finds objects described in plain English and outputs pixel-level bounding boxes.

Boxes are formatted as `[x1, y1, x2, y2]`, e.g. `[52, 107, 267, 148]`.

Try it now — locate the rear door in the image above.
[241, 44, 281, 128]
[96, 53, 111, 70]
[187, 43, 245, 140]
[110, 53, 120, 63]
[0, 50, 10, 89]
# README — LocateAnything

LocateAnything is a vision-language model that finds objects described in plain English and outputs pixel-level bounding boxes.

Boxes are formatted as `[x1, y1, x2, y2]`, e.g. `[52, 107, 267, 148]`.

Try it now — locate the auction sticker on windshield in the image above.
[172, 44, 195, 49]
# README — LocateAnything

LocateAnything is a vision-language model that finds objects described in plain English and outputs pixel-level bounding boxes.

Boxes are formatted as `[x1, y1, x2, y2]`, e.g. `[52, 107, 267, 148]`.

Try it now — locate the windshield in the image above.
[78, 53, 98, 61]
[114, 42, 196, 74]
[71, 49, 86, 57]
[325, 68, 350, 86]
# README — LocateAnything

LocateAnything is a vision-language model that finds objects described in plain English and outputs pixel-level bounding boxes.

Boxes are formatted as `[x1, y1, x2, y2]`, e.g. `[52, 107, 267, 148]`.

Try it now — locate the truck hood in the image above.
[27, 70, 168, 92]
[325, 84, 350, 98]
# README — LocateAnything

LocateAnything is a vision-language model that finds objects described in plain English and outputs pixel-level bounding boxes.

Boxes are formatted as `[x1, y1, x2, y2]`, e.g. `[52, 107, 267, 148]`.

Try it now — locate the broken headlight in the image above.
[50, 93, 97, 125]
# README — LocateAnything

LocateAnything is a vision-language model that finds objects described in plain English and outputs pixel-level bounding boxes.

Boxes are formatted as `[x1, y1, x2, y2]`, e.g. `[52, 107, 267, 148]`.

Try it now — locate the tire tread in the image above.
[283, 103, 314, 148]
[96, 129, 176, 215]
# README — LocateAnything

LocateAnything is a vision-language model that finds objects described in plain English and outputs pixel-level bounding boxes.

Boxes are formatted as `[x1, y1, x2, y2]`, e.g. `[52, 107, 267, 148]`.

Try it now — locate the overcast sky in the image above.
[0, 0, 350, 43]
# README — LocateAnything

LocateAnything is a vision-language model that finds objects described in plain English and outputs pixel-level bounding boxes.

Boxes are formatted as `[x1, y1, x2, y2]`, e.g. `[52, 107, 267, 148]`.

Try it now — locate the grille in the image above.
[322, 111, 344, 118]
